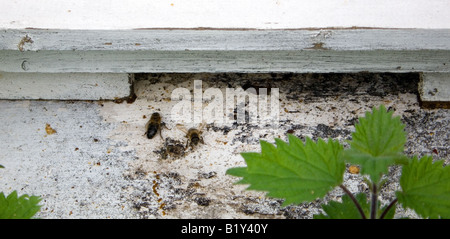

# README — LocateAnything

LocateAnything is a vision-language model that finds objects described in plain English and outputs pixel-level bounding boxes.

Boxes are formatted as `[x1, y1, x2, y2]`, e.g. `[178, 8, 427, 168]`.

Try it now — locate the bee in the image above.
[145, 112, 165, 139]
[177, 123, 205, 148]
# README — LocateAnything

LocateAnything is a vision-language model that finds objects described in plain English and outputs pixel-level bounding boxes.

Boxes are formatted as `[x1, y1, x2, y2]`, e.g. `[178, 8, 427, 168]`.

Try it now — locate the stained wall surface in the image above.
[1, 73, 448, 218]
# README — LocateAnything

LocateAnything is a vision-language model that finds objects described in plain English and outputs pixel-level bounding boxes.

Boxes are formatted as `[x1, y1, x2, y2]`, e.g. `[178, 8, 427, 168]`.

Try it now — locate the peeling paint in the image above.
[17, 34, 33, 52]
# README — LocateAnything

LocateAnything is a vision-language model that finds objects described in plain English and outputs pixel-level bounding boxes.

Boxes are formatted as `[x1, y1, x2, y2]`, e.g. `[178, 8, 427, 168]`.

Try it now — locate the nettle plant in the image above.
[0, 164, 42, 219]
[227, 105, 450, 219]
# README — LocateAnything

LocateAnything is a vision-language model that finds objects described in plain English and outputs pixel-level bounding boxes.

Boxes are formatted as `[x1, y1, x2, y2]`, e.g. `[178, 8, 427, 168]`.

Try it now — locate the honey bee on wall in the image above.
[145, 112, 165, 140]
[176, 123, 205, 149]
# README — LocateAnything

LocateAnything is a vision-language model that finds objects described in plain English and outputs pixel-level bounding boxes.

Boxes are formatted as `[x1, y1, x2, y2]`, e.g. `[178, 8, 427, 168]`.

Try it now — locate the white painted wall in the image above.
[1, 0, 449, 30]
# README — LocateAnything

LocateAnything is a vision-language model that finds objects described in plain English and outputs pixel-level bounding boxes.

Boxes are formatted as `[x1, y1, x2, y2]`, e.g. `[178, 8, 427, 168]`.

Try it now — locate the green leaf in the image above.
[314, 193, 396, 219]
[226, 135, 345, 206]
[379, 201, 396, 219]
[0, 190, 42, 219]
[0, 164, 4, 168]
[226, 167, 250, 184]
[314, 193, 370, 219]
[396, 156, 450, 219]
[344, 105, 406, 183]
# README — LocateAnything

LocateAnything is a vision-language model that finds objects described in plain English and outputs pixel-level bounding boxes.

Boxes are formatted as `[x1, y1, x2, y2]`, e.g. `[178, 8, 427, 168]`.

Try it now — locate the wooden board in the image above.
[1, 29, 449, 73]
[2, 29, 449, 51]
[1, 49, 449, 74]
[0, 72, 131, 100]
[420, 73, 450, 103]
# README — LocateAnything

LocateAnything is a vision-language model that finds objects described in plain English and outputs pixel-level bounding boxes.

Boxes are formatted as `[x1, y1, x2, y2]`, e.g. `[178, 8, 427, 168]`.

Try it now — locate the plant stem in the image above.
[339, 184, 366, 219]
[379, 198, 398, 219]
[370, 183, 378, 219]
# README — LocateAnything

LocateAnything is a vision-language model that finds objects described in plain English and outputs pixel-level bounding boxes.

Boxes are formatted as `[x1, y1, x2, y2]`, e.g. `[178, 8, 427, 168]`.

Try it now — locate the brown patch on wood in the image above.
[306, 42, 328, 50]
[18, 35, 34, 52]
[419, 101, 450, 109]
[113, 92, 136, 104]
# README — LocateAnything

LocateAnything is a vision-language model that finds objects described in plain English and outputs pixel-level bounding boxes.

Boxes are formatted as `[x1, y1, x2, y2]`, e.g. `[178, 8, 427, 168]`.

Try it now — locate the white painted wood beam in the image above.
[419, 73, 450, 103]
[2, 29, 449, 52]
[1, 49, 448, 74]
[1, 29, 449, 73]
[0, 73, 131, 100]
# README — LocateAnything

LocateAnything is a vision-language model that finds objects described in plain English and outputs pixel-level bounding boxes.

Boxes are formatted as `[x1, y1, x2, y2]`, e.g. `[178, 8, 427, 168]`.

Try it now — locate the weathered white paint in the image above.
[1, 29, 448, 74]
[1, 49, 448, 74]
[419, 73, 450, 102]
[1, 0, 449, 29]
[2, 29, 450, 51]
[0, 73, 130, 100]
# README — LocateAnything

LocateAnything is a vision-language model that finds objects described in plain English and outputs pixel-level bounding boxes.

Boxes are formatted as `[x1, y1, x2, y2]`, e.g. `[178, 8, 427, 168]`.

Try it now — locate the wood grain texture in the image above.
[1, 49, 448, 73]
[2, 29, 450, 51]
[1, 29, 449, 73]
